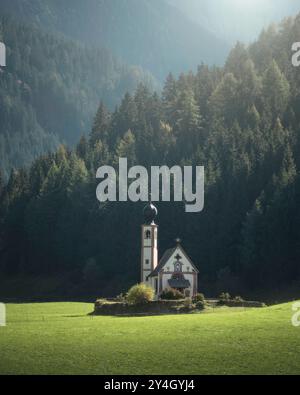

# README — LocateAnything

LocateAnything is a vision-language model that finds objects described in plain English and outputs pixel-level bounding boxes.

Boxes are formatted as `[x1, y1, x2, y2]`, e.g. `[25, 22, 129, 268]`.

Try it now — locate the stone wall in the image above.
[94, 300, 189, 316]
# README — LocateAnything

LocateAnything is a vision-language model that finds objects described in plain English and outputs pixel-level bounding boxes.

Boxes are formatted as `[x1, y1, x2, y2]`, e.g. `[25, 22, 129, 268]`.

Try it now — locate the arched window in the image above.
[145, 230, 151, 239]
[174, 261, 182, 272]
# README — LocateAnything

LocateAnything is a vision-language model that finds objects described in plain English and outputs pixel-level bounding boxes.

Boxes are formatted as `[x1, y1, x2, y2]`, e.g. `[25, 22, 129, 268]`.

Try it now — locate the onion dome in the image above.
[143, 202, 158, 225]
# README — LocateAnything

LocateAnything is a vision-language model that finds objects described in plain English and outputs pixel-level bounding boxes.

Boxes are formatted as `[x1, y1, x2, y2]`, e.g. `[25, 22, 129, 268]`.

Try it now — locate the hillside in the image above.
[0, 302, 299, 374]
[0, 16, 157, 177]
[1, 14, 300, 298]
[169, 0, 300, 45]
[0, 0, 230, 80]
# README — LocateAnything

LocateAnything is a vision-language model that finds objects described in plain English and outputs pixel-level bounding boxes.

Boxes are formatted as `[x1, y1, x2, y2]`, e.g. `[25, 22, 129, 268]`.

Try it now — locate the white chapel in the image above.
[141, 202, 199, 298]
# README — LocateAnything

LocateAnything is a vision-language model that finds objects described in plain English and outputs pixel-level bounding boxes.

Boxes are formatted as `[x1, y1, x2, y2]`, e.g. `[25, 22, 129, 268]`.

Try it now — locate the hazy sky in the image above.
[168, 0, 300, 44]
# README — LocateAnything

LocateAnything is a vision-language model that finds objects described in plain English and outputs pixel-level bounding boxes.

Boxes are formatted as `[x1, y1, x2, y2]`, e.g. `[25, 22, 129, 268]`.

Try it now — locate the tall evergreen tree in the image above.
[262, 60, 290, 120]
[90, 102, 110, 146]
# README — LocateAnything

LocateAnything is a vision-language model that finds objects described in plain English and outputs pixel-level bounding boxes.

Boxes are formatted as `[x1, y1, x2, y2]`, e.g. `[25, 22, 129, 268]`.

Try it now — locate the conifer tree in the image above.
[90, 102, 110, 146]
[262, 60, 290, 119]
[115, 129, 136, 166]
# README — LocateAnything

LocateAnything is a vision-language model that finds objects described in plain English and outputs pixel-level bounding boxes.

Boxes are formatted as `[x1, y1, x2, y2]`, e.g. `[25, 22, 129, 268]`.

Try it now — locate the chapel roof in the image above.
[148, 243, 198, 278]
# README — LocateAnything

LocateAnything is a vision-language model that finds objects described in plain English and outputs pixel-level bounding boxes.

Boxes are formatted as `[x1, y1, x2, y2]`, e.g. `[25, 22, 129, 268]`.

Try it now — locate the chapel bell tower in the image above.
[141, 202, 158, 284]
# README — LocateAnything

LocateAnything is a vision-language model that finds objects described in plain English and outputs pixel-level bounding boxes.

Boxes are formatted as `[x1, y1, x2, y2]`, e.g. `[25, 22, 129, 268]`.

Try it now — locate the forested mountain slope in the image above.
[0, 0, 229, 80]
[0, 16, 157, 178]
[1, 14, 300, 298]
[169, 0, 300, 45]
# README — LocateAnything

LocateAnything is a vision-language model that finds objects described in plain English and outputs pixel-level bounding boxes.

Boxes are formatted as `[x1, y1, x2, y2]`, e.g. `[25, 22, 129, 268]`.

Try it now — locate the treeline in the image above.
[0, 16, 157, 178]
[1, 15, 300, 297]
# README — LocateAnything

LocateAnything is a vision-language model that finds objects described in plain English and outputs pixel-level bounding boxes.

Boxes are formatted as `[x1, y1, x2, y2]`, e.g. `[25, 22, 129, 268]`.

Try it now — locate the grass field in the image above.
[0, 301, 300, 375]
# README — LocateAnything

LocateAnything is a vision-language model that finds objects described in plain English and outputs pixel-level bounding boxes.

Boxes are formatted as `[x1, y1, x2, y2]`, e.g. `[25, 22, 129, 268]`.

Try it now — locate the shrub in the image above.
[160, 288, 184, 300]
[126, 283, 154, 305]
[116, 293, 126, 302]
[193, 293, 205, 303]
[219, 292, 231, 302]
[195, 300, 205, 311]
[184, 297, 193, 308]
[234, 296, 244, 302]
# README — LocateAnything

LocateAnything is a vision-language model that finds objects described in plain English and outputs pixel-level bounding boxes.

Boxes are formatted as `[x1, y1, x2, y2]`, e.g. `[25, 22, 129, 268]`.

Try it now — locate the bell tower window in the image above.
[145, 230, 151, 239]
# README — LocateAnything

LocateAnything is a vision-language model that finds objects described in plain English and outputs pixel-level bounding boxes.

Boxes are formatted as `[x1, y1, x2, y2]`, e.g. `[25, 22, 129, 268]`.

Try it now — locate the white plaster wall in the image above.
[158, 246, 198, 295]
[141, 225, 158, 284]
[153, 227, 158, 248]
[170, 247, 193, 270]
[143, 248, 152, 264]
[162, 247, 197, 271]
[161, 273, 172, 291]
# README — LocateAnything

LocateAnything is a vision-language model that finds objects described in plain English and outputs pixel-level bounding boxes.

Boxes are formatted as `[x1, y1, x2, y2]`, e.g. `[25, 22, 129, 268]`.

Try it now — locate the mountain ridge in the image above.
[168, 0, 300, 45]
[0, 0, 230, 80]
[0, 14, 157, 177]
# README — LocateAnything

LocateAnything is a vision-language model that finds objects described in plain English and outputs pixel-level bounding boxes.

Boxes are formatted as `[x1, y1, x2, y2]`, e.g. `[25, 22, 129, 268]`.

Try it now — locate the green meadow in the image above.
[0, 302, 300, 375]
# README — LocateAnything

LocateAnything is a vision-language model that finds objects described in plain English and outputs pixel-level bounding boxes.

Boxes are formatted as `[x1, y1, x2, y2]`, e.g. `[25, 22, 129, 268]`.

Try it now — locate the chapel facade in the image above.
[141, 202, 199, 298]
